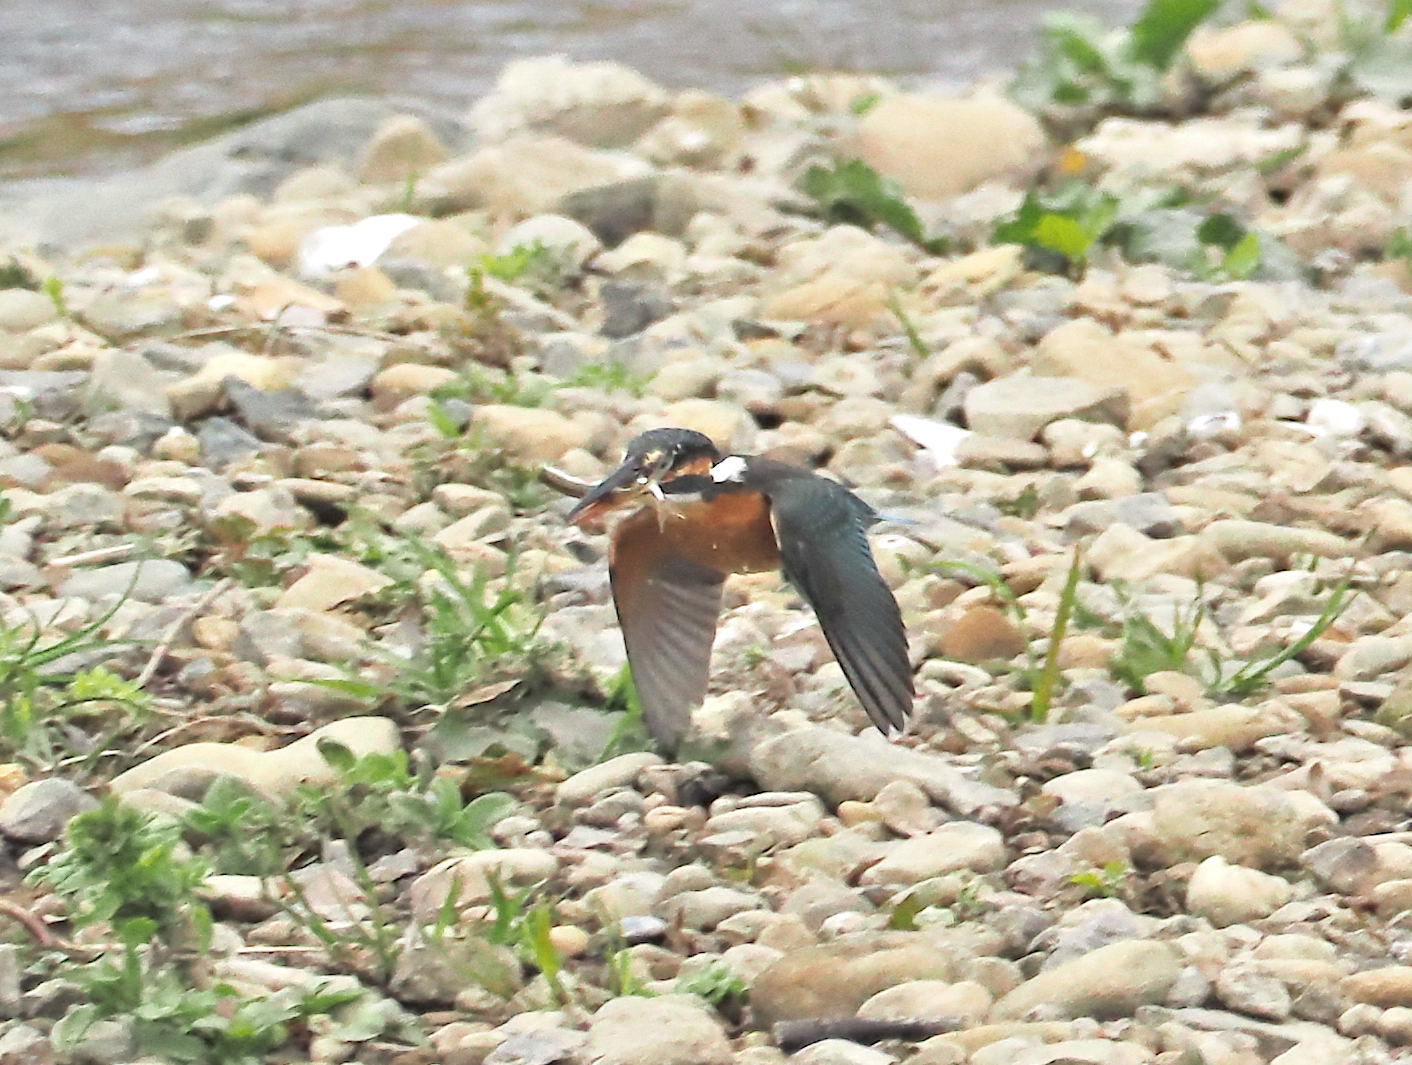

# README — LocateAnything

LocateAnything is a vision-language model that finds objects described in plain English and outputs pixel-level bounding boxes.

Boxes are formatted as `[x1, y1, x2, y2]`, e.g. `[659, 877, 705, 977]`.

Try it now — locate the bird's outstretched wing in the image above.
[767, 477, 913, 734]
[609, 509, 726, 749]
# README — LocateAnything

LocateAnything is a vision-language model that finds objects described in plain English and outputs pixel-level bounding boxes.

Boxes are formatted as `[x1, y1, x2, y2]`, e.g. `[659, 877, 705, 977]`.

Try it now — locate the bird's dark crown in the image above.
[622, 428, 722, 477]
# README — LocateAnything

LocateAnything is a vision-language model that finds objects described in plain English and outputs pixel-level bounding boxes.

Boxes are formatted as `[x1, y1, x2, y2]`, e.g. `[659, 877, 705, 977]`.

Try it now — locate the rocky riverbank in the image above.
[2, 4, 1412, 1064]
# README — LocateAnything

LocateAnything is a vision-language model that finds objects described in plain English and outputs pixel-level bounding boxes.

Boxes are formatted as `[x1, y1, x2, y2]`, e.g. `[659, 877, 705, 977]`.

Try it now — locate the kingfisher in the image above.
[567, 427, 914, 749]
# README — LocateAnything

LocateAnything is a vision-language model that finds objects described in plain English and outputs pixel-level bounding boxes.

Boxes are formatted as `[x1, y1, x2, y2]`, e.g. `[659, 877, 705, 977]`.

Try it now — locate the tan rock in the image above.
[845, 92, 1046, 199]
[386, 219, 490, 269]
[935, 604, 1026, 663]
[369, 363, 459, 405]
[1032, 317, 1195, 428]
[1186, 20, 1305, 80]
[332, 267, 397, 310]
[751, 932, 969, 1027]
[472, 404, 593, 463]
[994, 940, 1182, 1019]
[416, 136, 648, 216]
[1344, 967, 1412, 1008]
[1128, 704, 1294, 753]
[410, 849, 559, 920]
[1149, 779, 1335, 869]
[859, 822, 1006, 887]
[859, 979, 992, 1025]
[1186, 856, 1294, 926]
[111, 717, 400, 797]
[655, 399, 752, 452]
[584, 995, 730, 1065]
[276, 554, 393, 613]
[358, 114, 450, 185]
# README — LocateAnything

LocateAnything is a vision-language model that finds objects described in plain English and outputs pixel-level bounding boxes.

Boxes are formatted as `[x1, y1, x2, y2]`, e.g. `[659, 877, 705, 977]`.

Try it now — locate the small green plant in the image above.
[1194, 213, 1263, 280]
[1011, 0, 1221, 116]
[383, 544, 545, 711]
[887, 291, 929, 361]
[1070, 860, 1132, 899]
[474, 240, 572, 297]
[41, 275, 69, 318]
[607, 948, 656, 997]
[432, 365, 557, 409]
[675, 961, 747, 1006]
[35, 796, 413, 1061]
[935, 551, 1082, 722]
[1109, 574, 1350, 698]
[1109, 589, 1205, 694]
[1388, 227, 1412, 269]
[992, 184, 1121, 273]
[887, 891, 928, 931]
[1211, 575, 1350, 697]
[33, 797, 210, 945]
[308, 740, 516, 851]
[801, 159, 948, 253]
[0, 593, 146, 767]
[564, 359, 654, 397]
[598, 664, 652, 760]
[1030, 550, 1083, 723]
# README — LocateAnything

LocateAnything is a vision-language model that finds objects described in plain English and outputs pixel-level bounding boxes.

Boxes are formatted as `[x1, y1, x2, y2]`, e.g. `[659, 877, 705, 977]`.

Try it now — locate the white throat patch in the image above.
[709, 456, 748, 483]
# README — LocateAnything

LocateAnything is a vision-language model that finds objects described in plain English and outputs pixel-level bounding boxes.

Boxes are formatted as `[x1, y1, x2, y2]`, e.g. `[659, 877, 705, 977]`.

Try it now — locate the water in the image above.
[1, 0, 1141, 180]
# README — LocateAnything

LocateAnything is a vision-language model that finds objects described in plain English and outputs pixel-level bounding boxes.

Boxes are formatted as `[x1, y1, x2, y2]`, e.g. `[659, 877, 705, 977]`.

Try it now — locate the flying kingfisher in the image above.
[567, 427, 914, 749]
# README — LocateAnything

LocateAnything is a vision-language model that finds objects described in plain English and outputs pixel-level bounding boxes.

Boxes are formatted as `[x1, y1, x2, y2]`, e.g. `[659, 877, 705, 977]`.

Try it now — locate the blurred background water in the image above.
[2, 0, 1140, 180]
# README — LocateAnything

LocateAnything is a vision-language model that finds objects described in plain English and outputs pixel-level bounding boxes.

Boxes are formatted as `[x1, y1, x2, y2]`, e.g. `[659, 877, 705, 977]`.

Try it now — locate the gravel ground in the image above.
[1, 6, 1412, 1064]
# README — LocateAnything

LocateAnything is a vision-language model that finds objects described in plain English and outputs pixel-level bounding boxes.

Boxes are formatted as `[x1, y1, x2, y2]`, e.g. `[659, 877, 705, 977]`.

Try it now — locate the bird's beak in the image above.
[566, 462, 645, 530]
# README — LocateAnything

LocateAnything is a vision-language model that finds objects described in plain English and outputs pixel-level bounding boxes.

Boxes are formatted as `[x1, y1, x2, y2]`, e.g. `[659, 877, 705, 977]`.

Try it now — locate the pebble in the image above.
[584, 995, 731, 1065]
[993, 940, 1182, 1020]
[751, 933, 968, 1027]
[963, 375, 1127, 441]
[0, 778, 97, 843]
[1186, 857, 1294, 927]
[858, 822, 1006, 887]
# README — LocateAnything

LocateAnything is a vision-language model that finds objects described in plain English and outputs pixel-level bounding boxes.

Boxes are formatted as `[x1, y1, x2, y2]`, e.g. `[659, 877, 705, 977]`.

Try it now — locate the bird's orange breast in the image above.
[663, 491, 780, 575]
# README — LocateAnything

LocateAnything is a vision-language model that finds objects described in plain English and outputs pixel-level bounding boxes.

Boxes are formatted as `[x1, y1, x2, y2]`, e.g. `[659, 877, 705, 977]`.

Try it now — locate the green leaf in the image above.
[802, 159, 942, 252]
[1196, 213, 1246, 250]
[888, 892, 926, 931]
[1389, 0, 1412, 32]
[1222, 231, 1263, 280]
[52, 1004, 101, 1051]
[1128, 0, 1222, 69]
[315, 737, 358, 774]
[1034, 214, 1096, 259]
[455, 791, 517, 847]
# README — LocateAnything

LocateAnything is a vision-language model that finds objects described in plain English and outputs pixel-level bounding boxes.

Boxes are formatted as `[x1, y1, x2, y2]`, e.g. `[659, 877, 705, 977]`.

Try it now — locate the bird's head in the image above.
[568, 427, 722, 529]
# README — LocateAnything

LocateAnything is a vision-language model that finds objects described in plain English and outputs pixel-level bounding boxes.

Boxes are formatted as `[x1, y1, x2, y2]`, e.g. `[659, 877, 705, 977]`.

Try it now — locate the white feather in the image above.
[710, 456, 748, 482]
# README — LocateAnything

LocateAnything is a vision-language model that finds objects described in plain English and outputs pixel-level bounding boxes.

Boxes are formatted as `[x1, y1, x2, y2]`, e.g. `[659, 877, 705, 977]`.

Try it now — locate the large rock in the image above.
[0, 778, 97, 843]
[843, 92, 1046, 199]
[993, 940, 1182, 1020]
[748, 725, 1016, 816]
[1147, 780, 1335, 870]
[752, 932, 974, 1027]
[416, 136, 649, 217]
[584, 994, 731, 1065]
[1186, 856, 1294, 927]
[1031, 318, 1196, 429]
[110, 717, 400, 799]
[858, 822, 1007, 887]
[469, 57, 670, 148]
[963, 375, 1127, 440]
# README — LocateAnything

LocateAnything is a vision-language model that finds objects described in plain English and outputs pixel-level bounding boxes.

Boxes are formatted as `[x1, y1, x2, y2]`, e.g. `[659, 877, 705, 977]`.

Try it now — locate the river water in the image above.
[2, 0, 1140, 180]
